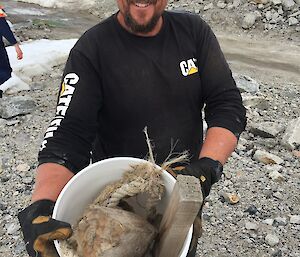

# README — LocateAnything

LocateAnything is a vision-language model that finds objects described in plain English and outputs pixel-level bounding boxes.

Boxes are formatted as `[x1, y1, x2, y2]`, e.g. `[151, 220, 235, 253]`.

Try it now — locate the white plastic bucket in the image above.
[53, 157, 193, 257]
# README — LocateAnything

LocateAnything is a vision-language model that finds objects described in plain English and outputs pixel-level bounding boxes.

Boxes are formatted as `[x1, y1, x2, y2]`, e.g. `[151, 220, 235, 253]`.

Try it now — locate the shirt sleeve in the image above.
[38, 46, 103, 174]
[0, 18, 17, 45]
[196, 19, 246, 138]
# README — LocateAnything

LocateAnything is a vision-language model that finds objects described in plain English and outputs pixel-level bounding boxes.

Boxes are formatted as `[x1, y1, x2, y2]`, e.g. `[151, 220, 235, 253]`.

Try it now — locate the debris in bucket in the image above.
[58, 128, 190, 257]
[69, 205, 157, 257]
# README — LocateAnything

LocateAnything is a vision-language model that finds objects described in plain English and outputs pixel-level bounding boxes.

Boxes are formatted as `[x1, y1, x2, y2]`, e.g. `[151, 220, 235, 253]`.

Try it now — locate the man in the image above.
[0, 6, 23, 98]
[18, 0, 246, 256]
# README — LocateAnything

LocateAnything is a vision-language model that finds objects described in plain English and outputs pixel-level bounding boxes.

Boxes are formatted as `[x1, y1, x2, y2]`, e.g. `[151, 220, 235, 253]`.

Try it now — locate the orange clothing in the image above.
[0, 6, 7, 18]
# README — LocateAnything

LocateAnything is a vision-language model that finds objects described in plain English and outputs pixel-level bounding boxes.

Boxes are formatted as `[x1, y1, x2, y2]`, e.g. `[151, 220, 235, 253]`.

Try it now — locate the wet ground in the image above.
[2, 0, 101, 40]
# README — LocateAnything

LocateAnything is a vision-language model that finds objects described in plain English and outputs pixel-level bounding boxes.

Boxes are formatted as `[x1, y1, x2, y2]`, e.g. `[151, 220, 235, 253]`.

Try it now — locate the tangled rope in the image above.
[92, 127, 190, 219]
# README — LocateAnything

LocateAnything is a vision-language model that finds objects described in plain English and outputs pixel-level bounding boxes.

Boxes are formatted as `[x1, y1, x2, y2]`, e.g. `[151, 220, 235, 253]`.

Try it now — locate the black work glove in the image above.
[18, 199, 72, 257]
[176, 157, 223, 198]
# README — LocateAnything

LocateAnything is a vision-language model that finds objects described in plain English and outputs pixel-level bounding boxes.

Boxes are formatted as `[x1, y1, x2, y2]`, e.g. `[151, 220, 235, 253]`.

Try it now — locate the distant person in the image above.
[0, 6, 23, 98]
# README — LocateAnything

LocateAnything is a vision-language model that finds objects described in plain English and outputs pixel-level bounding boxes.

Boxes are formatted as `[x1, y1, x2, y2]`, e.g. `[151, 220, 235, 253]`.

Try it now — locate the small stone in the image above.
[223, 171, 232, 179]
[217, 1, 227, 8]
[290, 215, 300, 224]
[0, 96, 36, 119]
[0, 118, 6, 126]
[288, 17, 298, 26]
[257, 3, 264, 8]
[272, 249, 282, 257]
[292, 150, 300, 158]
[223, 180, 233, 187]
[233, 0, 241, 7]
[253, 150, 284, 165]
[263, 218, 274, 225]
[274, 217, 288, 226]
[1, 176, 10, 182]
[244, 205, 258, 215]
[202, 213, 211, 221]
[220, 192, 240, 204]
[282, 0, 295, 11]
[6, 119, 20, 126]
[265, 165, 282, 173]
[265, 234, 280, 246]
[204, 3, 214, 10]
[242, 13, 257, 29]
[234, 74, 259, 93]
[245, 222, 259, 230]
[6, 223, 19, 235]
[0, 202, 7, 211]
[16, 163, 30, 172]
[278, 7, 284, 15]
[273, 192, 284, 200]
[231, 152, 241, 159]
[242, 95, 270, 110]
[249, 122, 285, 138]
[269, 170, 285, 182]
[281, 118, 300, 150]
[289, 11, 300, 18]
[14, 242, 26, 254]
[22, 177, 33, 184]
[265, 11, 272, 21]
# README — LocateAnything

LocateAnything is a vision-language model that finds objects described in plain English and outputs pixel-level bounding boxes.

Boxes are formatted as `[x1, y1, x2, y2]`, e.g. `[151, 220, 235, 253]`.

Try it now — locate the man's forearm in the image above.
[199, 127, 238, 165]
[31, 163, 74, 202]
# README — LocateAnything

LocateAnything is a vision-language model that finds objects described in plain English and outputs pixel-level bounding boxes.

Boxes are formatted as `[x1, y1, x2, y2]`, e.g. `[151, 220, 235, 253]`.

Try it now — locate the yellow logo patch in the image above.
[60, 82, 66, 97]
[188, 66, 198, 75]
[180, 58, 198, 77]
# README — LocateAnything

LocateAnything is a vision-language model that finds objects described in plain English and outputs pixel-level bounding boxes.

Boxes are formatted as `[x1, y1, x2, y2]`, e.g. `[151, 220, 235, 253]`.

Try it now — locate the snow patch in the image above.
[0, 73, 30, 94]
[17, 0, 97, 9]
[8, 8, 48, 16]
[5, 39, 77, 93]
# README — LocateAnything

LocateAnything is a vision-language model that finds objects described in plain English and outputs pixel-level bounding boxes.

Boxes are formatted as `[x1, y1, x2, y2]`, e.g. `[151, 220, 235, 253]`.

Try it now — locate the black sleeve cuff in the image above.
[206, 113, 247, 139]
[38, 150, 90, 174]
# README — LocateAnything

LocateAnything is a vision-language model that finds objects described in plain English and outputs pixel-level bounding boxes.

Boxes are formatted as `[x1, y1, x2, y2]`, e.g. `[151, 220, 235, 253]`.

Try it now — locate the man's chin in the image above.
[125, 14, 160, 34]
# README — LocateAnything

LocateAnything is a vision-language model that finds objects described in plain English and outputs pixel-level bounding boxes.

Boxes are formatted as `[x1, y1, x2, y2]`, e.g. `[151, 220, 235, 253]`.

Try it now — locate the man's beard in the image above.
[124, 11, 161, 34]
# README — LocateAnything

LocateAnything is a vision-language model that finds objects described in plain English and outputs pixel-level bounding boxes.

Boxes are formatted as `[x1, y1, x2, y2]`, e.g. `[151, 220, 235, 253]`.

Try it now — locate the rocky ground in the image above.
[0, 0, 299, 257]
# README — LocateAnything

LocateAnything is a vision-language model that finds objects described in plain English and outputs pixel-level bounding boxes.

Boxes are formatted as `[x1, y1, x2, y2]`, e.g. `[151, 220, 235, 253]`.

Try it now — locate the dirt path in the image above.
[217, 33, 300, 85]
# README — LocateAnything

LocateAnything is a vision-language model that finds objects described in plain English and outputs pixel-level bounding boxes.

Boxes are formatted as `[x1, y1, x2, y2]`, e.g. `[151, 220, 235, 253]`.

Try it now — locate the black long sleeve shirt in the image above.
[38, 11, 246, 173]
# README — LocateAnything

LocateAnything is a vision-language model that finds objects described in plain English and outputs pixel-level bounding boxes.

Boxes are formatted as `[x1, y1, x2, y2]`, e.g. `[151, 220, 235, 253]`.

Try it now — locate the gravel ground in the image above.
[0, 1, 300, 257]
[198, 80, 300, 256]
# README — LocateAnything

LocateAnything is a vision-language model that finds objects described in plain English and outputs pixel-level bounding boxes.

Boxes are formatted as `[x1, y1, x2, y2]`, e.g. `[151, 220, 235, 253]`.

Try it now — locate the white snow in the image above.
[4, 39, 77, 94]
[17, 0, 96, 9]
[0, 73, 30, 94]
[8, 8, 48, 16]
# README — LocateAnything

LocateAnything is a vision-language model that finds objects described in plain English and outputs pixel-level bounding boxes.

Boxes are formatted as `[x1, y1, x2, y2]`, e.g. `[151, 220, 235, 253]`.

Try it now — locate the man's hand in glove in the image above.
[18, 199, 72, 257]
[176, 157, 223, 198]
[173, 157, 223, 257]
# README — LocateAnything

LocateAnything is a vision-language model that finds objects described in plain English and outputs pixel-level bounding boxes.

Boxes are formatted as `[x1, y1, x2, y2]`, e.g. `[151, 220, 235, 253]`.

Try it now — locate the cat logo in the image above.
[179, 58, 198, 77]
[40, 73, 79, 150]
